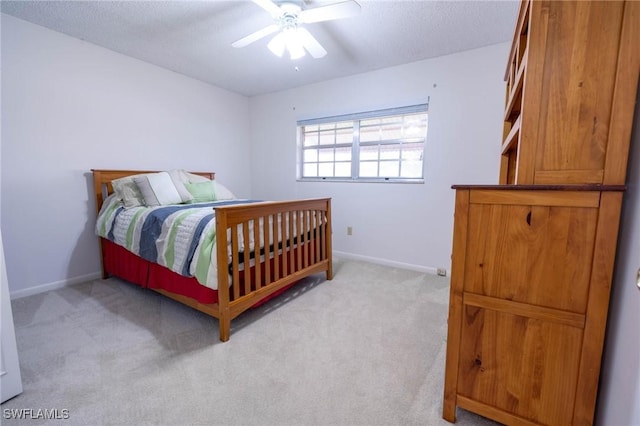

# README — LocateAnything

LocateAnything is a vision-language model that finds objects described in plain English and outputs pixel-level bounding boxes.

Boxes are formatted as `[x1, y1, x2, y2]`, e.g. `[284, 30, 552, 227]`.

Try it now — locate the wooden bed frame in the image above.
[92, 169, 333, 342]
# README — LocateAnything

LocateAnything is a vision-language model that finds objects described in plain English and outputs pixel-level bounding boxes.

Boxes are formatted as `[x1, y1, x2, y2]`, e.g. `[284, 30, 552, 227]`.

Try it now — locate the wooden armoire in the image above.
[442, 1, 640, 425]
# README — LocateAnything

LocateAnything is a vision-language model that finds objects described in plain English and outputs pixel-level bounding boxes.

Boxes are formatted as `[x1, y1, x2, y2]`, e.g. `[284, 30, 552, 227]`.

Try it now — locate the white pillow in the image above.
[111, 176, 146, 208]
[166, 170, 194, 203]
[134, 172, 192, 206]
[178, 171, 236, 200]
[214, 181, 237, 200]
[169, 169, 194, 184]
[184, 171, 212, 184]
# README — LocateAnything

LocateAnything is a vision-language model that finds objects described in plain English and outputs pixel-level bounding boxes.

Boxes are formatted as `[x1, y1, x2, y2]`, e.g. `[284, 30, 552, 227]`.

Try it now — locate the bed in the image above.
[92, 169, 333, 341]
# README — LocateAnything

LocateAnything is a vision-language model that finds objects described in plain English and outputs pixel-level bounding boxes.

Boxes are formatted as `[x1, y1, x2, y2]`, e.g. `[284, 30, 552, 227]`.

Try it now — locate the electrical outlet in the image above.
[437, 268, 447, 277]
[347, 226, 353, 236]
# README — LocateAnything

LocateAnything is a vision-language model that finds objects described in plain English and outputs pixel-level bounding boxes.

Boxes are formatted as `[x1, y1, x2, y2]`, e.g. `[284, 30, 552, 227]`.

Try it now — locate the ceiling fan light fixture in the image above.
[233, 0, 361, 60]
[267, 32, 286, 57]
[283, 27, 305, 60]
[268, 26, 305, 60]
[288, 42, 306, 60]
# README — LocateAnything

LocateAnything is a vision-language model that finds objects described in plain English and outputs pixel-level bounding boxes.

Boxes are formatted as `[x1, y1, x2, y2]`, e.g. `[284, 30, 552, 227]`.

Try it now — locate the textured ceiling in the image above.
[1, 0, 520, 97]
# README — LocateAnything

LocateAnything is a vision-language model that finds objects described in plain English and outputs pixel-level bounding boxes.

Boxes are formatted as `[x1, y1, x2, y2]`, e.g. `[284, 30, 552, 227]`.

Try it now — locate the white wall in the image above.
[249, 43, 507, 273]
[597, 92, 640, 426]
[1, 14, 251, 297]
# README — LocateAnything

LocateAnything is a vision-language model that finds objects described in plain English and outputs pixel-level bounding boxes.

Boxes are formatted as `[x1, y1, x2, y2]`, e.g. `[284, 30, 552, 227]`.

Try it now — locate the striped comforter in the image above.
[96, 195, 260, 290]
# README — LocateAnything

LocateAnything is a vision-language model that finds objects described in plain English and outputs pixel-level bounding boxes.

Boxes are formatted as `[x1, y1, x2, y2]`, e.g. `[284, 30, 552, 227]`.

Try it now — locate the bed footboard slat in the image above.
[231, 224, 241, 301]
[263, 215, 271, 287]
[288, 211, 297, 273]
[302, 211, 309, 269]
[281, 212, 288, 277]
[242, 224, 251, 296]
[273, 213, 280, 281]
[253, 218, 262, 290]
[308, 211, 315, 266]
[315, 210, 321, 264]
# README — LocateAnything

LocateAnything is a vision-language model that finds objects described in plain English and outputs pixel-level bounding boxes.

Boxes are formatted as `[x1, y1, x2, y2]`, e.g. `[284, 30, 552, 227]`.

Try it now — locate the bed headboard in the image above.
[91, 169, 215, 214]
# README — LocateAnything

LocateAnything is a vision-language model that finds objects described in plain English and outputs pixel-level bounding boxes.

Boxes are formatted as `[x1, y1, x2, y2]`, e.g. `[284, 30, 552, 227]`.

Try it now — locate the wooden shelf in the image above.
[502, 115, 521, 154]
[504, 0, 531, 81]
[503, 50, 526, 123]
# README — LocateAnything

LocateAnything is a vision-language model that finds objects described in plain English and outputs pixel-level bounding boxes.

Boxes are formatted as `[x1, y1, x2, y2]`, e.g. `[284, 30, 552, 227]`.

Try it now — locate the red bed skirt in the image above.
[101, 239, 295, 306]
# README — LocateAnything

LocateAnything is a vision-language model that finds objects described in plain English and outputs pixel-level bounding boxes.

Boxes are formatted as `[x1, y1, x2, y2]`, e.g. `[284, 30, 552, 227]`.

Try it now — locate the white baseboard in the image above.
[332, 250, 442, 275]
[9, 253, 443, 300]
[10, 271, 102, 300]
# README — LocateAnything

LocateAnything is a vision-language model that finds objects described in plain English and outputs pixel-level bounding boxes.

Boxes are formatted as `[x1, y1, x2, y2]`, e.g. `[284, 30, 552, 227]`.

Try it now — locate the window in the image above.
[297, 104, 428, 182]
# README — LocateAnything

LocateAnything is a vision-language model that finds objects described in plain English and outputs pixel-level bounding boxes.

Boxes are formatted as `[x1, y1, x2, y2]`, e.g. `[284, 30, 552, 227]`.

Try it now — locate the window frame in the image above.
[296, 103, 428, 183]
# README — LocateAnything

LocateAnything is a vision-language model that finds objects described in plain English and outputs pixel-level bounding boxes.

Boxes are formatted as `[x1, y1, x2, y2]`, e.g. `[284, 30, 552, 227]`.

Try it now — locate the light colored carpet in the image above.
[2, 258, 499, 426]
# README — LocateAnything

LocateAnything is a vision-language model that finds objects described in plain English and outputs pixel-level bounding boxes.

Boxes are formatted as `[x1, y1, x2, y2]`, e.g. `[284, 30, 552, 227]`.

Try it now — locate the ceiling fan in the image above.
[232, 0, 361, 60]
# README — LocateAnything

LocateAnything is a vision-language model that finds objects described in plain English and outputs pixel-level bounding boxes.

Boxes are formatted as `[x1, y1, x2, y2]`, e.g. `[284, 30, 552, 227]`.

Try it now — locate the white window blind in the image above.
[297, 103, 428, 182]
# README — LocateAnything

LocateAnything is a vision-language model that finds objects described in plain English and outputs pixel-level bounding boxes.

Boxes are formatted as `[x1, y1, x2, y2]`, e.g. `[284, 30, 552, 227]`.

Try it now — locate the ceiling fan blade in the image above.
[299, 1, 361, 24]
[232, 24, 279, 48]
[251, 0, 283, 18]
[298, 27, 327, 59]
